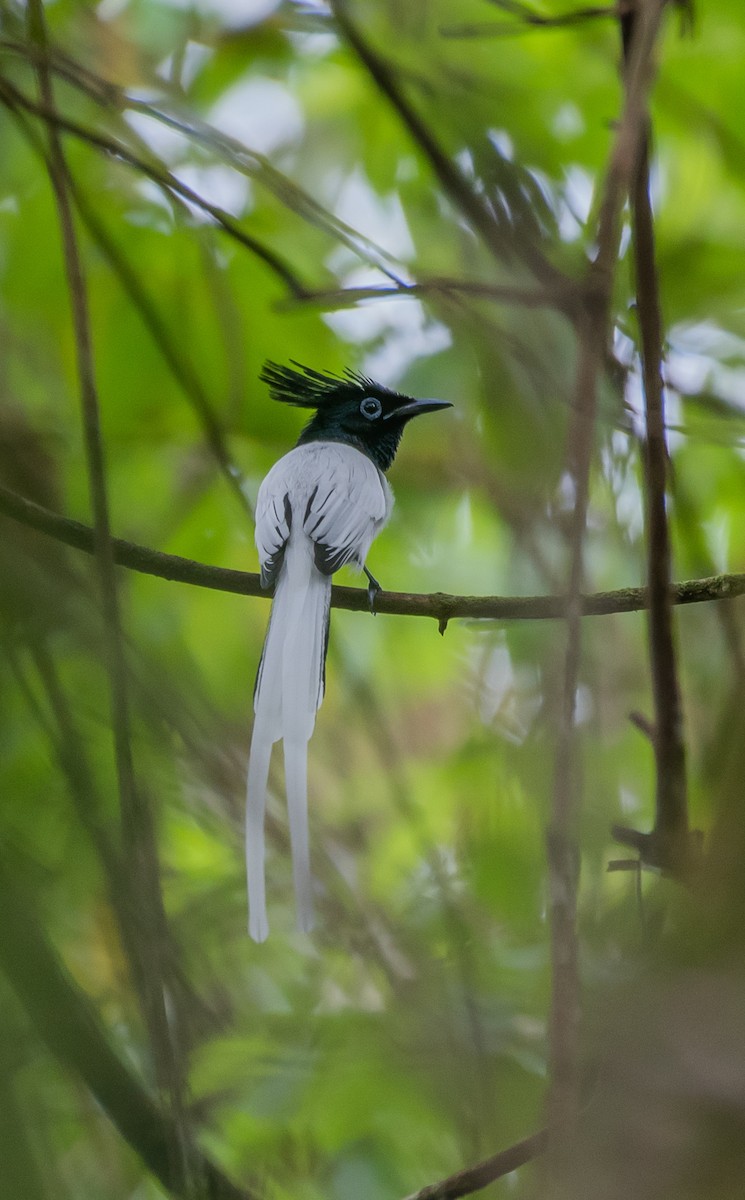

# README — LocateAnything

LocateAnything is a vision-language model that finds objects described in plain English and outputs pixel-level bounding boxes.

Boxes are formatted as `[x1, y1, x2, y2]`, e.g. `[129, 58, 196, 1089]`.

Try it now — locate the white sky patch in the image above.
[554, 470, 576, 512]
[128, 179, 176, 229]
[154, 0, 280, 28]
[552, 102, 585, 141]
[286, 30, 339, 58]
[321, 267, 452, 381]
[558, 164, 593, 242]
[97, 0, 130, 20]
[172, 163, 251, 217]
[468, 637, 540, 743]
[157, 41, 213, 89]
[125, 108, 192, 161]
[668, 321, 745, 411]
[333, 169, 415, 261]
[665, 390, 684, 454]
[619, 786, 641, 815]
[455, 147, 475, 176]
[624, 367, 645, 439]
[489, 128, 514, 160]
[613, 464, 645, 542]
[364, 309, 451, 382]
[575, 684, 593, 726]
[209, 78, 304, 155]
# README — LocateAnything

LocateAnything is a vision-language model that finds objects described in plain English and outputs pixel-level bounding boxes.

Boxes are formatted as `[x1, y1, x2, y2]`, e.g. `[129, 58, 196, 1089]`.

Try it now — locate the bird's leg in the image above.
[363, 566, 382, 615]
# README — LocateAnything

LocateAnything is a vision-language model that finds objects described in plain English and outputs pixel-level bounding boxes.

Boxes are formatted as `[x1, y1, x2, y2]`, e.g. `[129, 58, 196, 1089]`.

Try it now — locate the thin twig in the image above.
[441, 2, 620, 38]
[401, 1128, 548, 1200]
[1, 482, 743, 622]
[279, 278, 579, 312]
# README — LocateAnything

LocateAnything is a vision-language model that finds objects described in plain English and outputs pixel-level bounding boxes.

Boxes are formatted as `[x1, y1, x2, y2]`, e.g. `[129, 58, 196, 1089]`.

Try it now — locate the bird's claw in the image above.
[364, 568, 382, 615]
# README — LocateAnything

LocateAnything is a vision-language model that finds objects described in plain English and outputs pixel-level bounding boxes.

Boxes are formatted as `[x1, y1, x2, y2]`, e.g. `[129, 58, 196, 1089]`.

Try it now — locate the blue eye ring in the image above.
[360, 396, 382, 420]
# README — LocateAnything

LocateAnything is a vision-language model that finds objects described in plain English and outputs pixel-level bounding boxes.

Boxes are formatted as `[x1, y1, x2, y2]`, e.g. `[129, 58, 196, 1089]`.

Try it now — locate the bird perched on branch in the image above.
[246, 361, 452, 941]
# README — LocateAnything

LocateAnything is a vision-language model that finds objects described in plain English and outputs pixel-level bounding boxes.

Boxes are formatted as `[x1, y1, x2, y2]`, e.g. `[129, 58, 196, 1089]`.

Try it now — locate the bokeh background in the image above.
[2, 1, 745, 1197]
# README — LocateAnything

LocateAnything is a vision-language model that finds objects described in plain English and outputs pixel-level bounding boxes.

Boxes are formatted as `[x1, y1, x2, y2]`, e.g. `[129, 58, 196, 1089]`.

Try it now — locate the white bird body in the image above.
[247, 441, 393, 941]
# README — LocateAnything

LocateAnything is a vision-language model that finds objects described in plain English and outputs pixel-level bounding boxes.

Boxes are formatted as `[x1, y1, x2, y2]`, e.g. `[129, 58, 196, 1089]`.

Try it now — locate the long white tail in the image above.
[246, 537, 331, 941]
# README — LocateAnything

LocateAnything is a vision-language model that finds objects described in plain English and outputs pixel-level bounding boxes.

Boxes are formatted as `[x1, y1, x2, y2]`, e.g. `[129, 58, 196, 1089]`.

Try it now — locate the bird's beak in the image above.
[384, 398, 453, 421]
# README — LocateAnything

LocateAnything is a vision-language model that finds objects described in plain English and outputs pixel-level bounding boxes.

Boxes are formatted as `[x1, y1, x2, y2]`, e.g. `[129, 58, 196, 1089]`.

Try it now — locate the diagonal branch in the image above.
[2, 482, 744, 623]
[0, 858, 255, 1200]
[401, 1128, 547, 1200]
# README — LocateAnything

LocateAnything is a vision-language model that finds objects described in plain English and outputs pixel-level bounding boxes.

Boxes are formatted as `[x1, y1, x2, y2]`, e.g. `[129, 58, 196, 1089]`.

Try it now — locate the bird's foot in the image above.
[364, 567, 382, 615]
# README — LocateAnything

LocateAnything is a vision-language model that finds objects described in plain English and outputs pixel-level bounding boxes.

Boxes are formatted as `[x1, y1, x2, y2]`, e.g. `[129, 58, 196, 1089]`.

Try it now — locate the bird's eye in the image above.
[360, 397, 382, 420]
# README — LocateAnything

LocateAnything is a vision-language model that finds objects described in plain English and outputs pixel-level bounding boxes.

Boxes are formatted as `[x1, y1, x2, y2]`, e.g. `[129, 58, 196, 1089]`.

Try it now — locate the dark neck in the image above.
[297, 420, 404, 473]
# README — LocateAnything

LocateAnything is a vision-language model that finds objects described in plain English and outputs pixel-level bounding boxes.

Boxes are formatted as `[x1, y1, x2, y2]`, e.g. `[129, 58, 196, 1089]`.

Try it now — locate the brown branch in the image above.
[0, 858, 255, 1200]
[2, 482, 744, 622]
[545, 0, 667, 1152]
[401, 1128, 548, 1200]
[618, 1, 690, 872]
[329, 0, 570, 297]
[279, 278, 579, 312]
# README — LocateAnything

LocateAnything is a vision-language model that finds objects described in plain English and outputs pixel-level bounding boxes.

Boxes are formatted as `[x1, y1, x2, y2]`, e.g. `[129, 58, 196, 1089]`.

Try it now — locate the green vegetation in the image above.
[1, 1, 745, 1197]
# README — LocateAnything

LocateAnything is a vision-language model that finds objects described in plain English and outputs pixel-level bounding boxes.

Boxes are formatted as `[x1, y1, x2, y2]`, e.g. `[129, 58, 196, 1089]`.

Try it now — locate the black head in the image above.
[261, 360, 452, 472]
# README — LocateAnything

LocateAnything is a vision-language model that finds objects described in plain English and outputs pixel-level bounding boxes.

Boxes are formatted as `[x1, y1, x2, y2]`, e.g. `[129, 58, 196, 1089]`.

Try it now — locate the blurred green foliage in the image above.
[1, 1, 745, 1197]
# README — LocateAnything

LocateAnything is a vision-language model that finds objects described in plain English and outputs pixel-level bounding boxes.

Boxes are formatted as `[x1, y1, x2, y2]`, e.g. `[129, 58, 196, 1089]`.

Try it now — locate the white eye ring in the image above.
[360, 396, 382, 420]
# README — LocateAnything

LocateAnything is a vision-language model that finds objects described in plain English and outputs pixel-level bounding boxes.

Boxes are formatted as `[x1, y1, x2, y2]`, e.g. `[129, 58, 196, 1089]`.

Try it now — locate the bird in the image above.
[246, 360, 452, 941]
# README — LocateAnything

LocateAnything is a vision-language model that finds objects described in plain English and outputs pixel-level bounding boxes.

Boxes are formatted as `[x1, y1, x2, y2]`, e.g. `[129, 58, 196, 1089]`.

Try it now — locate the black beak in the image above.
[384, 398, 453, 421]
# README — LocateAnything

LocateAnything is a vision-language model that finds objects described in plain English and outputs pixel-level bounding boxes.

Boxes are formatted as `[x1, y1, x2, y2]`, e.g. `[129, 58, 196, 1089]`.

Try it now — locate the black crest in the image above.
[261, 360, 384, 410]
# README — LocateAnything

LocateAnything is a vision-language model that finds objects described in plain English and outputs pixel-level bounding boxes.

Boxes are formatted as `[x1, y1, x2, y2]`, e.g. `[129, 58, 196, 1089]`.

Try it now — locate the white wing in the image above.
[255, 441, 392, 581]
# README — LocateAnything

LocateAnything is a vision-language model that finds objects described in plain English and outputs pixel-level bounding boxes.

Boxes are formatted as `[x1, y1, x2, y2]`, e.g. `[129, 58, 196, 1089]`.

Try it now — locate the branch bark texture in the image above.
[402, 1129, 547, 1200]
[625, 2, 689, 861]
[1, 482, 744, 623]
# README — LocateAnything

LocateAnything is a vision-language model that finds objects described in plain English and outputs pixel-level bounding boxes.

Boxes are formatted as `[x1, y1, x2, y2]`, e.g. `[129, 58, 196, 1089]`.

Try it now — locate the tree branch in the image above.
[615, 0, 691, 873]
[0, 858, 255, 1200]
[401, 1128, 548, 1200]
[278, 278, 579, 313]
[1, 482, 743, 623]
